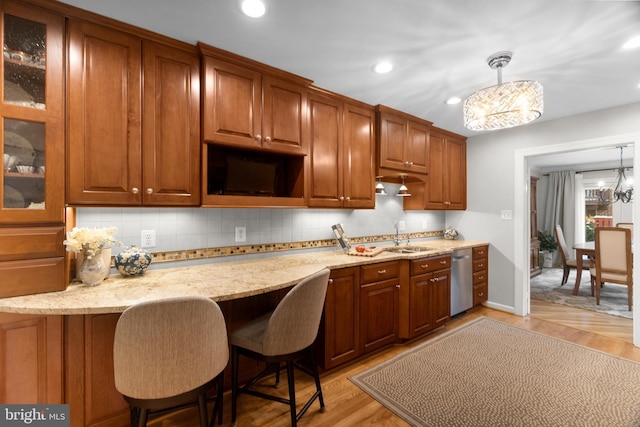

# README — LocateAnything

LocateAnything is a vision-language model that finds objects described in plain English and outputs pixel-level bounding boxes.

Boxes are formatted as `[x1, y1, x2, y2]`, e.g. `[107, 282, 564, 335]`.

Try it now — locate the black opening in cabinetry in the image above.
[205, 145, 305, 201]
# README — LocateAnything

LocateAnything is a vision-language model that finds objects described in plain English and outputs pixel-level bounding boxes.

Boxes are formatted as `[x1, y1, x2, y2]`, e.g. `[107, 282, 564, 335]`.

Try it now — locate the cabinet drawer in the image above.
[410, 255, 450, 276]
[473, 284, 488, 306]
[473, 270, 488, 285]
[473, 245, 488, 259]
[360, 261, 400, 284]
[0, 257, 66, 298]
[473, 258, 488, 272]
[0, 226, 65, 261]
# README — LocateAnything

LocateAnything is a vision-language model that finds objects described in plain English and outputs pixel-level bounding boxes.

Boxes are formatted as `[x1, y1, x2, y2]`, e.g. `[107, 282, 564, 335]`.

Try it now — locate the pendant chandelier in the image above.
[464, 51, 543, 131]
[598, 146, 633, 205]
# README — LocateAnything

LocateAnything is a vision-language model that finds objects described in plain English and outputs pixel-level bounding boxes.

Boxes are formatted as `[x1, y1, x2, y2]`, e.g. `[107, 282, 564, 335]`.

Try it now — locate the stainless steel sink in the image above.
[384, 246, 433, 254]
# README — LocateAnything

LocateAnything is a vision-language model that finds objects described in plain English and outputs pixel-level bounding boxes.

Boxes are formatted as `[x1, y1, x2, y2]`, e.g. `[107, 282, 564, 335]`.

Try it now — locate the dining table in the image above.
[572, 242, 595, 295]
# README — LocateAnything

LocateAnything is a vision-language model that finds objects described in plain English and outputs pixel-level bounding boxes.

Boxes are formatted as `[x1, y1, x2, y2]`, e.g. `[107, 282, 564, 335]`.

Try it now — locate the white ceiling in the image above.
[59, 0, 640, 168]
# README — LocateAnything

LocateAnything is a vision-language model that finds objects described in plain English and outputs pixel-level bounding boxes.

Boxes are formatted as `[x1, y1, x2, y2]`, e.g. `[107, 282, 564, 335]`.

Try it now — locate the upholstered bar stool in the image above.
[113, 296, 229, 427]
[231, 268, 331, 427]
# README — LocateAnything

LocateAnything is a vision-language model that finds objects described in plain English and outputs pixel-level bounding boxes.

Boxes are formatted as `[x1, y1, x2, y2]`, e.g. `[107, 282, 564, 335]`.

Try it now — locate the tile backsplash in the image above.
[76, 183, 445, 259]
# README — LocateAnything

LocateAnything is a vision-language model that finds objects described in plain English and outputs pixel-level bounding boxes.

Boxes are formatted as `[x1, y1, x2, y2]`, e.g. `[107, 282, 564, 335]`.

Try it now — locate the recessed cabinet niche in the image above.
[67, 21, 200, 206]
[200, 42, 311, 156]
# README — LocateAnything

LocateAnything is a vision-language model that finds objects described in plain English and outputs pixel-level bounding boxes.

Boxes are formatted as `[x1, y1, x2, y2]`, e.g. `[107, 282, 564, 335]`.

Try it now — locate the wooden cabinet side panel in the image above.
[143, 41, 201, 205]
[0, 313, 63, 404]
[306, 93, 343, 207]
[343, 103, 375, 208]
[67, 20, 142, 205]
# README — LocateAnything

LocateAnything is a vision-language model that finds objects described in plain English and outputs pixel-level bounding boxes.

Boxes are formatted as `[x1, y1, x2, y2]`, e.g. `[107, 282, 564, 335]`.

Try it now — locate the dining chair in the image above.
[113, 296, 229, 427]
[590, 227, 632, 311]
[616, 222, 634, 233]
[554, 225, 590, 286]
[230, 268, 331, 427]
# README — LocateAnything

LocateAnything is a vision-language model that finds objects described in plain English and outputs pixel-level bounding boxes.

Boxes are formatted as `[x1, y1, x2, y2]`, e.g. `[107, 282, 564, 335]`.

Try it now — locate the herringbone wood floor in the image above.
[149, 301, 638, 427]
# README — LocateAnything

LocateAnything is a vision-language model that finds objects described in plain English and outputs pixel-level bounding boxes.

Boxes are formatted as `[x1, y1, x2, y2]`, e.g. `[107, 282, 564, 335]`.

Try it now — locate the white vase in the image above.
[76, 247, 112, 282]
[542, 250, 554, 268]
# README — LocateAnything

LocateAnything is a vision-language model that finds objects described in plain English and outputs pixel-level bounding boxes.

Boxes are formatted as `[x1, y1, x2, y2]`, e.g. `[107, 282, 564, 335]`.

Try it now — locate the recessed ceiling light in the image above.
[373, 62, 393, 74]
[446, 97, 461, 105]
[241, 0, 266, 18]
[622, 35, 640, 50]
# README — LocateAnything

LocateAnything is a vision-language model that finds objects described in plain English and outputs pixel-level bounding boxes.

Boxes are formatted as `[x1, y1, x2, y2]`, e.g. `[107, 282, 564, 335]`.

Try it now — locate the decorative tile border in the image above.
[149, 230, 444, 264]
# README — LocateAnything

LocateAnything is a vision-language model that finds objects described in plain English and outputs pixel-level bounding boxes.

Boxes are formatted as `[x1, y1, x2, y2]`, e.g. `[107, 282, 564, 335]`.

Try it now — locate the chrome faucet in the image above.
[393, 221, 401, 246]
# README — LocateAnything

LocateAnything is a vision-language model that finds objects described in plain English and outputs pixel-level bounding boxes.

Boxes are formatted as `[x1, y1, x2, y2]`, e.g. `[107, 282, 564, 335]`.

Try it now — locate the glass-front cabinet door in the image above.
[1, 1, 63, 223]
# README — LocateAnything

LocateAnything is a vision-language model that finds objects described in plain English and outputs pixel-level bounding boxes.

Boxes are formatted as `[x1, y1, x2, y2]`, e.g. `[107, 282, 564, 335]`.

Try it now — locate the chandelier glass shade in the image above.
[464, 51, 543, 131]
[598, 146, 633, 205]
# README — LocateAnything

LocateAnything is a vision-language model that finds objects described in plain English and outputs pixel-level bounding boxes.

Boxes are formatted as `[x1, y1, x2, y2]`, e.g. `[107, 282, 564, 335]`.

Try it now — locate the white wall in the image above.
[454, 102, 640, 316]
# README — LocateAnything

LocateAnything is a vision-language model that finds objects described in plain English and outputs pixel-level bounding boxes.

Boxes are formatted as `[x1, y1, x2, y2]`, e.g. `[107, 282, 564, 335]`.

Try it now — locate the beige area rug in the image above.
[350, 317, 640, 427]
[530, 267, 631, 319]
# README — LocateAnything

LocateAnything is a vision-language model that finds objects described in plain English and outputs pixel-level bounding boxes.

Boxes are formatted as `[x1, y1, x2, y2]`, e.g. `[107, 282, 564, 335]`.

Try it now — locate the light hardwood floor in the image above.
[149, 301, 639, 427]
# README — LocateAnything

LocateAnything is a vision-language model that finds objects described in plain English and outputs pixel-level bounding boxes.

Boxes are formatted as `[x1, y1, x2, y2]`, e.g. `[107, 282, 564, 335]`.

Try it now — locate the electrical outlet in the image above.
[501, 210, 513, 220]
[422, 220, 428, 230]
[397, 220, 406, 231]
[235, 226, 246, 243]
[141, 229, 156, 248]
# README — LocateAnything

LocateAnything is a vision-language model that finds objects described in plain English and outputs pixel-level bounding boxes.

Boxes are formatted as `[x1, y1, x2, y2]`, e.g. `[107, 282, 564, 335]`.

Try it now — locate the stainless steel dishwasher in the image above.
[450, 248, 473, 316]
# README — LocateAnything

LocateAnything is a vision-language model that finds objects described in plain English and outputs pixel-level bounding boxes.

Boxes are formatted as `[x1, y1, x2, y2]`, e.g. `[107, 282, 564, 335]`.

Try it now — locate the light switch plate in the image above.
[235, 226, 246, 242]
[501, 210, 513, 220]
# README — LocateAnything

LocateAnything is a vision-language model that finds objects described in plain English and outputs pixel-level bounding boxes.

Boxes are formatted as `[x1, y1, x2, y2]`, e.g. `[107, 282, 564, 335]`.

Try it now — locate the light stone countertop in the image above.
[0, 240, 487, 315]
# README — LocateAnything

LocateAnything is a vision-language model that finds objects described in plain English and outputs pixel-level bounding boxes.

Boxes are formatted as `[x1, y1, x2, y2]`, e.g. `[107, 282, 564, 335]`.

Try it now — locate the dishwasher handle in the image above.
[452, 254, 470, 261]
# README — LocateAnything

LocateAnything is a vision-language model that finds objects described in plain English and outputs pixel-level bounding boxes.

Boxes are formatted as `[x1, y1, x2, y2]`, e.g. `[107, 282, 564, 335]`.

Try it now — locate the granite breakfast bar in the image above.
[0, 240, 486, 315]
[0, 239, 488, 427]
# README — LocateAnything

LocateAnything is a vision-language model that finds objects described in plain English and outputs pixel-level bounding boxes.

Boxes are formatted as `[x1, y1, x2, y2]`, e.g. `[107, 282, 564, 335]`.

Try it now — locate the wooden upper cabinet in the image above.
[404, 127, 467, 210]
[376, 105, 432, 177]
[142, 40, 201, 206]
[67, 19, 142, 205]
[1, 0, 64, 223]
[200, 43, 310, 156]
[306, 88, 375, 208]
[67, 21, 200, 206]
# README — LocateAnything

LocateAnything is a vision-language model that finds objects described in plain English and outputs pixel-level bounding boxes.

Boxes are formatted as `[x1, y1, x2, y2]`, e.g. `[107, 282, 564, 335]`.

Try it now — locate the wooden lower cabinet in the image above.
[0, 313, 63, 404]
[473, 245, 489, 306]
[359, 261, 400, 354]
[399, 256, 451, 339]
[315, 267, 360, 370]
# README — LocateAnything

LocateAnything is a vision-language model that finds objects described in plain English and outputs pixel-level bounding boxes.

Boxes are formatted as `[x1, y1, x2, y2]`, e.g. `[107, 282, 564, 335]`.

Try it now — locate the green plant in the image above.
[538, 230, 558, 252]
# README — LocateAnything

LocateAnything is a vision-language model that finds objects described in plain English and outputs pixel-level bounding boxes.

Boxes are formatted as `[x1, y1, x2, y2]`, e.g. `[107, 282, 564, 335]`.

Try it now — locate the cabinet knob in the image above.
[404, 161, 413, 166]
[377, 269, 387, 274]
[146, 188, 153, 195]
[395, 284, 400, 289]
[478, 263, 484, 268]
[256, 134, 262, 142]
[420, 264, 429, 269]
[345, 196, 351, 201]
[132, 187, 139, 194]
[264, 136, 271, 142]
[440, 260, 447, 265]
[339, 196, 345, 201]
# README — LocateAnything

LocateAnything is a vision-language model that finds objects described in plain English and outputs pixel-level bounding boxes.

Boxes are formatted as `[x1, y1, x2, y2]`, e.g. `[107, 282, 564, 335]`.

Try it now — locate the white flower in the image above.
[64, 227, 119, 259]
